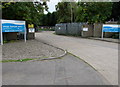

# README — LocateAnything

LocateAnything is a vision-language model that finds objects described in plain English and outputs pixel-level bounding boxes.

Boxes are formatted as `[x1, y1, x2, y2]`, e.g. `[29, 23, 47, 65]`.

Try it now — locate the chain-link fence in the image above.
[55, 23, 86, 36]
[55, 23, 68, 35]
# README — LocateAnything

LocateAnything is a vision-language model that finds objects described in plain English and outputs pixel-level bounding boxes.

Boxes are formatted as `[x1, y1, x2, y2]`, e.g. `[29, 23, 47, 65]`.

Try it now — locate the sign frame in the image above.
[102, 24, 120, 39]
[0, 19, 27, 45]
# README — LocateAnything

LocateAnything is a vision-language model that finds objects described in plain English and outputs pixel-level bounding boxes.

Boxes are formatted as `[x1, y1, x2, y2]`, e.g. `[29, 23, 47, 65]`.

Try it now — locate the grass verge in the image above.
[39, 28, 55, 31]
[0, 58, 37, 63]
[1, 56, 63, 63]
[3, 40, 19, 44]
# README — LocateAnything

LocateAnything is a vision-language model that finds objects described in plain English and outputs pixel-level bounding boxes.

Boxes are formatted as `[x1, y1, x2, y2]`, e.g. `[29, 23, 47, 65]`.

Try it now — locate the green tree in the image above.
[39, 12, 57, 26]
[109, 2, 120, 21]
[55, 2, 71, 23]
[55, 2, 113, 24]
[75, 2, 113, 23]
[2, 2, 48, 27]
[55, 2, 77, 23]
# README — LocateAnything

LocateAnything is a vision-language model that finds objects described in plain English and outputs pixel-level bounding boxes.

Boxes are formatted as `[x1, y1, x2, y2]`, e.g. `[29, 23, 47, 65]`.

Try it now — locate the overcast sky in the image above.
[44, 0, 116, 14]
[44, 0, 60, 14]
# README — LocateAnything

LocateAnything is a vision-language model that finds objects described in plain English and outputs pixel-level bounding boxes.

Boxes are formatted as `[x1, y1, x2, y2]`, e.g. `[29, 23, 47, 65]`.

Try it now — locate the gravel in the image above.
[2, 40, 64, 60]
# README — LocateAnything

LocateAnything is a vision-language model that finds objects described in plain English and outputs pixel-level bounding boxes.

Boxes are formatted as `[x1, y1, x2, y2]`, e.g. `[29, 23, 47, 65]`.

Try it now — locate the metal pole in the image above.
[101, 29, 103, 39]
[24, 27, 26, 42]
[1, 20, 3, 45]
[118, 25, 120, 39]
[24, 21, 26, 43]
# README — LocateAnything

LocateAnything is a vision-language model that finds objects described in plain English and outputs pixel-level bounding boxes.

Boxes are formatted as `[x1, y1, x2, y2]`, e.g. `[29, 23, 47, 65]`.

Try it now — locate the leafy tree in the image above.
[109, 2, 120, 21]
[39, 12, 57, 26]
[75, 2, 113, 23]
[2, 2, 48, 27]
[51, 12, 57, 25]
[55, 2, 71, 23]
[55, 2, 113, 24]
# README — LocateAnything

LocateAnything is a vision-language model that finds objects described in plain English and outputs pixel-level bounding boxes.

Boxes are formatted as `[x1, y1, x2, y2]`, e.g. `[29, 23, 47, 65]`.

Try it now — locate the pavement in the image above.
[2, 54, 109, 85]
[35, 31, 118, 85]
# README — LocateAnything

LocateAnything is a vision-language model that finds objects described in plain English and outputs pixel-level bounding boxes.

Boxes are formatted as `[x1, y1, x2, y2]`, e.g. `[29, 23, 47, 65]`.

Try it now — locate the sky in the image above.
[44, 0, 59, 14]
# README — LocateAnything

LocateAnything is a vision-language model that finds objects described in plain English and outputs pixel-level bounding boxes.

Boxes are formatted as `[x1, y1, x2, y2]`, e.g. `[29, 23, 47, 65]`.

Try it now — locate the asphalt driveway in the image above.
[35, 31, 118, 85]
[2, 54, 109, 85]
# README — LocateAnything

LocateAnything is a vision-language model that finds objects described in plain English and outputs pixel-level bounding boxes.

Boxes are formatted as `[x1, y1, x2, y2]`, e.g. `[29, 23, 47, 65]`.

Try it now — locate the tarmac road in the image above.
[2, 54, 109, 85]
[35, 31, 118, 85]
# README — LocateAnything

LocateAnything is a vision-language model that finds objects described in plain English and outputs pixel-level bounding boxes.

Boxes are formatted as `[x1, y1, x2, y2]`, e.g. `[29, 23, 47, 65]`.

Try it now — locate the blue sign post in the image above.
[0, 19, 26, 45]
[102, 24, 120, 39]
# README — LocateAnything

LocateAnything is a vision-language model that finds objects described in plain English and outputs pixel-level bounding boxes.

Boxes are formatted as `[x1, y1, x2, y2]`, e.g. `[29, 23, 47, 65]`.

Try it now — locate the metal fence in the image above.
[55, 23, 85, 36]
[55, 23, 67, 35]
[67, 23, 84, 36]
[55, 22, 119, 38]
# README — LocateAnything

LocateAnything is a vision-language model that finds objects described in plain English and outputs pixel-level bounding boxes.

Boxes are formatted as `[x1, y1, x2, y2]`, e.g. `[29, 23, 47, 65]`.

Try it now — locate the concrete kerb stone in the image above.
[40, 50, 67, 60]
[55, 34, 119, 44]
[88, 37, 120, 44]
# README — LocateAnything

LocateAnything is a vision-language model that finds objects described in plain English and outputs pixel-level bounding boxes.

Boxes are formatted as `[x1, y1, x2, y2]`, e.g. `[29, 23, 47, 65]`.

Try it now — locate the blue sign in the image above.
[102, 24, 120, 32]
[1, 20, 25, 32]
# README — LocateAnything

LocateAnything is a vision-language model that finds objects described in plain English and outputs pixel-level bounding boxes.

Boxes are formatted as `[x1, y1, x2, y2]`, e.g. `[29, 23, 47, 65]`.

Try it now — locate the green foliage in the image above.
[75, 2, 113, 24]
[1, 58, 34, 63]
[55, 2, 113, 24]
[55, 2, 78, 23]
[39, 12, 57, 26]
[112, 33, 119, 39]
[3, 40, 19, 43]
[39, 28, 55, 31]
[2, 1, 118, 26]
[55, 2, 72, 23]
[3, 40, 8, 43]
[2, 2, 13, 8]
[2, 2, 47, 26]
[110, 2, 120, 21]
